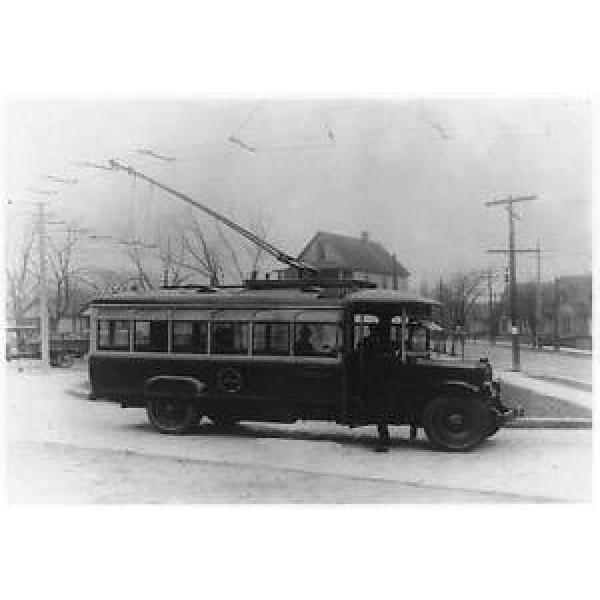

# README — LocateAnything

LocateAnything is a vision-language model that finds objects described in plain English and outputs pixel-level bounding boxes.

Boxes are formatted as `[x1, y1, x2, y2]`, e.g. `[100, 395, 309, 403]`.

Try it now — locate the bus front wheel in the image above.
[422, 394, 487, 451]
[146, 398, 199, 434]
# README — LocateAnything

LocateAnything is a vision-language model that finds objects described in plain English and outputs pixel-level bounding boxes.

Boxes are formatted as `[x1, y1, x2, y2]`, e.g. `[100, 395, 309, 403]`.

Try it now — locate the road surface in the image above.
[4, 367, 592, 503]
[463, 340, 592, 383]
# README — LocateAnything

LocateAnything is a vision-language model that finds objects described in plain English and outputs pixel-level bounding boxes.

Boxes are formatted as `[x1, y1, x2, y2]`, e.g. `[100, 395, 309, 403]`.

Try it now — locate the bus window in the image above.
[212, 322, 249, 355]
[98, 320, 130, 351]
[409, 326, 428, 353]
[253, 322, 290, 355]
[390, 316, 409, 351]
[172, 321, 208, 354]
[294, 323, 340, 357]
[134, 321, 168, 352]
[353, 314, 379, 349]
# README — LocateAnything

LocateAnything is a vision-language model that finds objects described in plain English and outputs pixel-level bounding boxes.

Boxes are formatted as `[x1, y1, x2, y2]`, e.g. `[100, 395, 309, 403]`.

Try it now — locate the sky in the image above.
[2, 98, 592, 287]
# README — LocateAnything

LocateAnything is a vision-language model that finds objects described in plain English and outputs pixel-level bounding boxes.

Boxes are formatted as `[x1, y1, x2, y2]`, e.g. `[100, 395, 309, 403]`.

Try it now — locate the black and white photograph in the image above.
[3, 96, 592, 504]
[1, 4, 597, 599]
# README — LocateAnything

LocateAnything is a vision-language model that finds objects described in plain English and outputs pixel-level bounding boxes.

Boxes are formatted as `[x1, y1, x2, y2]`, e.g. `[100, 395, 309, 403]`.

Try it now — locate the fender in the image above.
[434, 380, 481, 396]
[144, 376, 207, 400]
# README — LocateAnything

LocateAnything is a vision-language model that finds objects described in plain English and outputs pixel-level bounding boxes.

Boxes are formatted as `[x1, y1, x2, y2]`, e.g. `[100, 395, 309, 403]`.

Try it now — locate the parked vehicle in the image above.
[5, 326, 79, 366]
[87, 280, 518, 451]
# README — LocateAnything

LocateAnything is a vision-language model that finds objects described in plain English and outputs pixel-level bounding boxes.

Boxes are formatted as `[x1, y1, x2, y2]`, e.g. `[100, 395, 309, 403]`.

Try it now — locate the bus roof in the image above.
[87, 287, 334, 309]
[343, 289, 440, 307]
[87, 286, 439, 312]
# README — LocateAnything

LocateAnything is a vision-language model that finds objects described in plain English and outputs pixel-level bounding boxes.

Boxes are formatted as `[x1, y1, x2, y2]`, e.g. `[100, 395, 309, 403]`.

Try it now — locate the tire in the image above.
[422, 394, 487, 451]
[485, 412, 500, 437]
[146, 398, 200, 434]
[486, 424, 500, 438]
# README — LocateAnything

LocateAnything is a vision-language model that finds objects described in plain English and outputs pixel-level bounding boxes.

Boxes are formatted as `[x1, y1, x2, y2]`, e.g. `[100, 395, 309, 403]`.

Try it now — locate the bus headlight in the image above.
[483, 379, 501, 399]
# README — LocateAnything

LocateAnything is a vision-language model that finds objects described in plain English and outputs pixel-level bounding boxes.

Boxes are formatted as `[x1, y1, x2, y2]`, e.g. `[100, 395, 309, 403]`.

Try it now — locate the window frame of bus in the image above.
[211, 321, 249, 355]
[97, 319, 131, 351]
[133, 320, 169, 353]
[252, 321, 291, 356]
[293, 322, 341, 357]
[353, 313, 379, 350]
[171, 320, 209, 354]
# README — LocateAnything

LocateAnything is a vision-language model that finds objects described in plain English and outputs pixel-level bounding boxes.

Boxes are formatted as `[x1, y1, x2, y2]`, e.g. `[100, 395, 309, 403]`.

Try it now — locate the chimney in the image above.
[360, 231, 369, 243]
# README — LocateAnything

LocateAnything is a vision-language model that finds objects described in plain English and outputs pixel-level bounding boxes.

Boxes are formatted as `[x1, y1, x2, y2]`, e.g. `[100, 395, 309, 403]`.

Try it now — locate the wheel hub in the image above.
[447, 413, 464, 427]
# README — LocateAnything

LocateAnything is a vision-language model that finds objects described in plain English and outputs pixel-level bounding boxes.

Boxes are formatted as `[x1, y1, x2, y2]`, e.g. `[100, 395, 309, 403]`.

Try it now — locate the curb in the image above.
[469, 341, 592, 358]
[505, 417, 592, 429]
[522, 374, 592, 393]
[497, 371, 593, 393]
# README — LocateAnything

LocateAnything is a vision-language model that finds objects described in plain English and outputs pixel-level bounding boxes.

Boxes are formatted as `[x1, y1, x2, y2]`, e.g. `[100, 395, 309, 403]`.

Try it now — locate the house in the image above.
[545, 274, 592, 348]
[496, 274, 592, 349]
[276, 230, 410, 289]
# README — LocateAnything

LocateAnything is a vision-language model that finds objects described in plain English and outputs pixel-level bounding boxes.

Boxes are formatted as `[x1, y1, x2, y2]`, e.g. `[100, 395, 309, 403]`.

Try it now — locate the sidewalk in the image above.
[518, 371, 592, 393]
[471, 338, 592, 358]
[497, 368, 593, 426]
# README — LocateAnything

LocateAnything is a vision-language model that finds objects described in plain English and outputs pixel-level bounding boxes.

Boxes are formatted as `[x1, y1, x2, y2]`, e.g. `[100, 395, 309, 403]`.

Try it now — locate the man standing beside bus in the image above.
[360, 320, 392, 452]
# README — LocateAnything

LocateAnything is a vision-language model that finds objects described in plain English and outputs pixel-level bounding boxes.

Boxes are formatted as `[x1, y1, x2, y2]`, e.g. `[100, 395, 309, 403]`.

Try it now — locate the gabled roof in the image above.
[298, 231, 410, 277]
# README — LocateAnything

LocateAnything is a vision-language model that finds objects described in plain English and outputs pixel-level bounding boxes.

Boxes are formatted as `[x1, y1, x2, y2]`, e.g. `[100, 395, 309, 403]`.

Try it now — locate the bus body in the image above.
[87, 285, 517, 451]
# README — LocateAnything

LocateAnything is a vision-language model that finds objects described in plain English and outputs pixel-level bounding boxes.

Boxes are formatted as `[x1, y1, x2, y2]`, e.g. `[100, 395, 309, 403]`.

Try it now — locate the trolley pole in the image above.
[37, 202, 50, 369]
[485, 194, 537, 372]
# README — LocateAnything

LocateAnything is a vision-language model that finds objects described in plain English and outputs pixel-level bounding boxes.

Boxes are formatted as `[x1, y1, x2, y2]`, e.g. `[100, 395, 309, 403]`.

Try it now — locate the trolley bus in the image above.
[87, 281, 517, 451]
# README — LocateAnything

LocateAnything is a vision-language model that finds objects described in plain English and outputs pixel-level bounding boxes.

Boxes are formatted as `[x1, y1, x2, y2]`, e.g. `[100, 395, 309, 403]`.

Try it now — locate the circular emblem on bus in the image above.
[217, 367, 243, 393]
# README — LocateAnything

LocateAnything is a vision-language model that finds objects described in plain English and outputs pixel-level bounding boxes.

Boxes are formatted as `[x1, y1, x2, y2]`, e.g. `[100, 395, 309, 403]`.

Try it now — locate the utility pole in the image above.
[485, 194, 537, 371]
[535, 239, 542, 348]
[487, 269, 495, 345]
[487, 244, 542, 349]
[554, 276, 560, 351]
[37, 202, 50, 369]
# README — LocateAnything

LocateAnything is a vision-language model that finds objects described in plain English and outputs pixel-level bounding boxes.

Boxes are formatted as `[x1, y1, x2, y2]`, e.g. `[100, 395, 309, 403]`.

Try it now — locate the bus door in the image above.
[350, 314, 397, 413]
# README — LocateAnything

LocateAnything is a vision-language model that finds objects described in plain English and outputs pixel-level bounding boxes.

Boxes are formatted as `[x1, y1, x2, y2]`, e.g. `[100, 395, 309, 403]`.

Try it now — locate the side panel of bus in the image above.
[89, 354, 342, 420]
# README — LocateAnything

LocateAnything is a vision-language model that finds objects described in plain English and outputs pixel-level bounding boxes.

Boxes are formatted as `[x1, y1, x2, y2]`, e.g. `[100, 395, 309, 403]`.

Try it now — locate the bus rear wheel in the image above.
[422, 394, 487, 451]
[146, 398, 199, 434]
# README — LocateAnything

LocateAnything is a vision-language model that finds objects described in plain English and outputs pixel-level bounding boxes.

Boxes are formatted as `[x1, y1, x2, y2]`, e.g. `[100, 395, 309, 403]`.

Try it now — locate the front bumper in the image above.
[484, 379, 524, 425]
[492, 404, 524, 425]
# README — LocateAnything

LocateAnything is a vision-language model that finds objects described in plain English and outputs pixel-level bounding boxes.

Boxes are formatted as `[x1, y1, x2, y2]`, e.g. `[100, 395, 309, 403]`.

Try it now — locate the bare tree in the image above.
[5, 227, 38, 321]
[46, 224, 86, 328]
[203, 209, 272, 283]
[117, 206, 274, 289]
[124, 243, 156, 291]
[179, 216, 223, 286]
[157, 235, 188, 287]
[240, 209, 273, 279]
[440, 269, 488, 330]
[122, 220, 213, 289]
